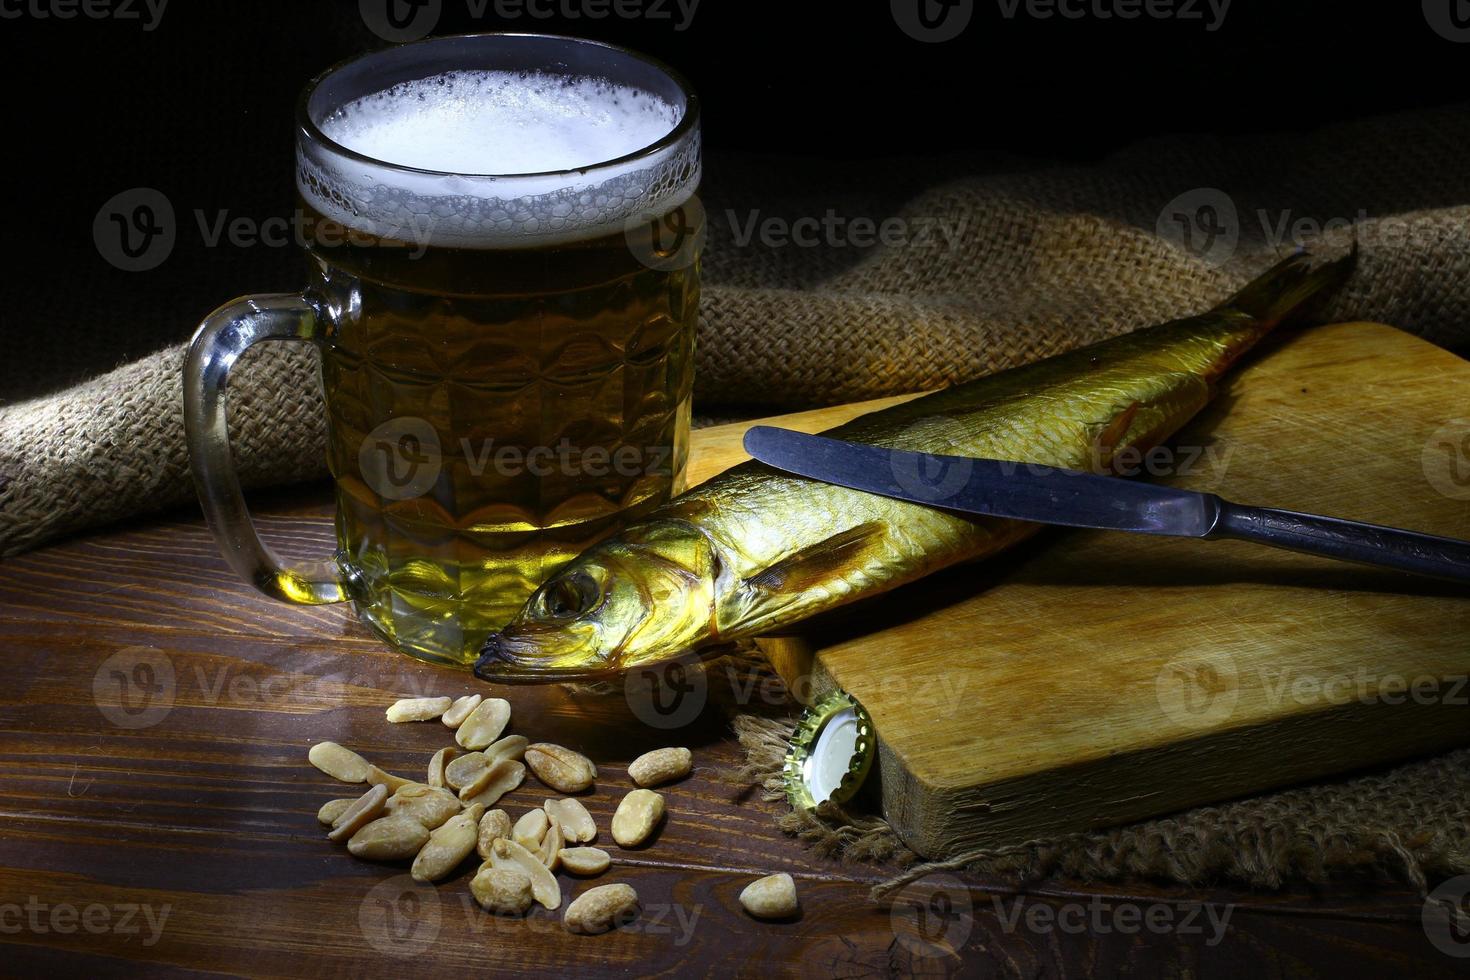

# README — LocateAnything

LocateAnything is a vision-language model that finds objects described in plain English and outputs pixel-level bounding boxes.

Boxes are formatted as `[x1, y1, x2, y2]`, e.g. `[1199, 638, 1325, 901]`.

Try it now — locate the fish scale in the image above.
[475, 249, 1355, 681]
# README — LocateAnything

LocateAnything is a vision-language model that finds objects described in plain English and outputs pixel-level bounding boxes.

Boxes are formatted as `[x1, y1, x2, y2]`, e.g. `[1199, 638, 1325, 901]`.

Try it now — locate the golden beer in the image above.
[184, 36, 701, 666]
[306, 199, 701, 663]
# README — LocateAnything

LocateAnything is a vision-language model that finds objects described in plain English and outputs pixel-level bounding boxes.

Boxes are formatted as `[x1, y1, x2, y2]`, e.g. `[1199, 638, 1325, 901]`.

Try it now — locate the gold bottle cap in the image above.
[783, 689, 874, 810]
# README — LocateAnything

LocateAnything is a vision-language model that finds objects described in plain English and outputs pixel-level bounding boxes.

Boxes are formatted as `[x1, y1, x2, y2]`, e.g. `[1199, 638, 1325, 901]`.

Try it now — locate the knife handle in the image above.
[1208, 501, 1470, 585]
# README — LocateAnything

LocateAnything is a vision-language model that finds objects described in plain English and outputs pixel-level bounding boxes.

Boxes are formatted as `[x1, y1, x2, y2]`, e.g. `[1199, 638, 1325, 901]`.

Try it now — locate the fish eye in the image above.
[541, 570, 600, 619]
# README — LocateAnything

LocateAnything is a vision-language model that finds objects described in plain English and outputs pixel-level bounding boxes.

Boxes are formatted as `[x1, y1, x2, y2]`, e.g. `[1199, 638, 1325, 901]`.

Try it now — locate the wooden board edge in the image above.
[884, 694, 1470, 859]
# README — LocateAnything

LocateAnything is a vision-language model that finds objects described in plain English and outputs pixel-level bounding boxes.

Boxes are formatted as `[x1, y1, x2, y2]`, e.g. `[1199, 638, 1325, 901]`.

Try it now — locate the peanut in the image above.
[544, 797, 597, 843]
[470, 867, 533, 916]
[427, 747, 459, 789]
[627, 747, 692, 788]
[411, 812, 479, 882]
[462, 802, 486, 824]
[308, 741, 372, 783]
[347, 815, 430, 860]
[444, 751, 490, 790]
[477, 809, 512, 861]
[563, 883, 639, 935]
[489, 837, 560, 910]
[558, 847, 611, 876]
[512, 808, 550, 849]
[739, 873, 798, 920]
[326, 784, 388, 842]
[455, 698, 511, 750]
[611, 789, 664, 847]
[364, 765, 415, 793]
[525, 743, 597, 793]
[317, 798, 354, 826]
[384, 784, 461, 830]
[537, 822, 563, 871]
[484, 734, 529, 765]
[386, 696, 452, 723]
[461, 759, 525, 807]
[441, 694, 482, 729]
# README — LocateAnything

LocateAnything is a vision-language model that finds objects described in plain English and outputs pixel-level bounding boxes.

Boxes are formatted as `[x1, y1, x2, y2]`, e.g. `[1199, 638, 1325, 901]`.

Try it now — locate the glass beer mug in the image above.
[183, 34, 702, 667]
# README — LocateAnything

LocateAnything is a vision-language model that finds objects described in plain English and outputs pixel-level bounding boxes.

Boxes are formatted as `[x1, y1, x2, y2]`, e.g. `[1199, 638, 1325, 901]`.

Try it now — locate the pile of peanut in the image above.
[310, 694, 798, 934]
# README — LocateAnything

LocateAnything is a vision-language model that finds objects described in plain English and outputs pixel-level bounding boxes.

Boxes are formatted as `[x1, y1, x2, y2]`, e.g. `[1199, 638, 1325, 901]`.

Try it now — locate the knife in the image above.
[742, 426, 1470, 585]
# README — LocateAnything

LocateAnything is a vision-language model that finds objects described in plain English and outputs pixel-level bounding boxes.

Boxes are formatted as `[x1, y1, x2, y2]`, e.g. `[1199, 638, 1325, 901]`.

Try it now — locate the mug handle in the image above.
[183, 293, 351, 604]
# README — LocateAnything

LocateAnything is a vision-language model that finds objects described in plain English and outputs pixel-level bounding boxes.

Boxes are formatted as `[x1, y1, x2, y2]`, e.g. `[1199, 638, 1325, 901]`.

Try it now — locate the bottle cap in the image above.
[782, 689, 874, 810]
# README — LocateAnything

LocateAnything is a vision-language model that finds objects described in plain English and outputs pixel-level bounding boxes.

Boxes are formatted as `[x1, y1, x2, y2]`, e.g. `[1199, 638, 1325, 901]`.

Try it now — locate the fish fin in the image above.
[1092, 401, 1141, 467]
[1219, 241, 1356, 329]
[741, 522, 888, 601]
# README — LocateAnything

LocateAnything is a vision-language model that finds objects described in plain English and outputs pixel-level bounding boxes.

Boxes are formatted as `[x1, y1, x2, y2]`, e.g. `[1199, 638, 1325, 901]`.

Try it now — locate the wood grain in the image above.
[0, 324, 1463, 974]
[738, 322, 1470, 857]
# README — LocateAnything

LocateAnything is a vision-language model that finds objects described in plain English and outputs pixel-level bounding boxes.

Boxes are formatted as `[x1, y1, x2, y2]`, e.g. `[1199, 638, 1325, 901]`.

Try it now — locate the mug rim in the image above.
[295, 32, 701, 182]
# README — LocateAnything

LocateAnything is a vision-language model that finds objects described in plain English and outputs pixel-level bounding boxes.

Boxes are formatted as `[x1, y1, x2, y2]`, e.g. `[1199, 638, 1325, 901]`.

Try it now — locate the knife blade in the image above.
[741, 425, 1470, 585]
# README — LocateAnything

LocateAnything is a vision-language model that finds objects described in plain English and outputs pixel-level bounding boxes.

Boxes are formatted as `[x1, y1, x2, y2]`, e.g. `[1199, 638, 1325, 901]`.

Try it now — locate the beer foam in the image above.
[299, 69, 698, 249]
[322, 71, 680, 176]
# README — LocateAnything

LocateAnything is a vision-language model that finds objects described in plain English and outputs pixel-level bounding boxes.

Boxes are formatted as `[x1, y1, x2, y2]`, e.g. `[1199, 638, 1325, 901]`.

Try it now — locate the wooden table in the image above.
[0, 486, 1462, 977]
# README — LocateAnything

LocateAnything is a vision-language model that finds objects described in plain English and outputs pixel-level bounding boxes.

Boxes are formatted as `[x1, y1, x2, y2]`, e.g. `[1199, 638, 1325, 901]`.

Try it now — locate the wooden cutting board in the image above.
[684, 322, 1470, 860]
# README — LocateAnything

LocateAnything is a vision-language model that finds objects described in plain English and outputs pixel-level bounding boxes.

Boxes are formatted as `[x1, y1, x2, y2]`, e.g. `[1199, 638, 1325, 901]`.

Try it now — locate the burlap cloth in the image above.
[3, 106, 1468, 891]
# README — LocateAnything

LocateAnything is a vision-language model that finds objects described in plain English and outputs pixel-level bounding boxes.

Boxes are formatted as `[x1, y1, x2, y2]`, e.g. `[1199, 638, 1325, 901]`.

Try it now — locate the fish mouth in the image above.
[473, 631, 618, 684]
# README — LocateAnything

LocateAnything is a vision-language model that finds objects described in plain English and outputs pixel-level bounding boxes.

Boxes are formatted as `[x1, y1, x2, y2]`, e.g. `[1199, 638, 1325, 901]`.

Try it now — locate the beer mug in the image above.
[183, 34, 702, 666]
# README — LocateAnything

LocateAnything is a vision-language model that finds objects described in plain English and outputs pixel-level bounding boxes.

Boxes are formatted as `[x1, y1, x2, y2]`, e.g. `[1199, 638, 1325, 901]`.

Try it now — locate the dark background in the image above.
[2, 0, 1464, 399]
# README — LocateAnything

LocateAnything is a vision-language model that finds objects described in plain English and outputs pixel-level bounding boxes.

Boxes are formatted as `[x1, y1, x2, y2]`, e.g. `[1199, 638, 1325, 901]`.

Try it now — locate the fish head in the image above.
[473, 519, 720, 682]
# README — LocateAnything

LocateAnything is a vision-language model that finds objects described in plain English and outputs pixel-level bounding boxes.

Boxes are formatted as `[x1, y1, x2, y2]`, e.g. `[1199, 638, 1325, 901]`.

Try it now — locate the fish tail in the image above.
[1218, 241, 1357, 330]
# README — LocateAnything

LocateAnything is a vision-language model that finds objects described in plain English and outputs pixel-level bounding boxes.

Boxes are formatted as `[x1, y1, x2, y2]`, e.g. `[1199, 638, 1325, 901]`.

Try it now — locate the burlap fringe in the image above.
[729, 712, 1470, 903]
